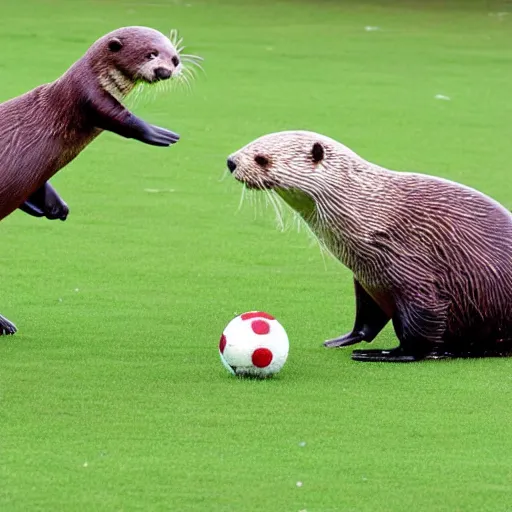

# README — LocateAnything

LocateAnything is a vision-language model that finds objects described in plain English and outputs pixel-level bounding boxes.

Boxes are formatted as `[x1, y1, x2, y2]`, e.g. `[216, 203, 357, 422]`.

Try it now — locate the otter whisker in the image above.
[265, 189, 285, 231]
[182, 62, 199, 74]
[134, 82, 157, 103]
[168, 70, 189, 92]
[160, 80, 172, 95]
[219, 167, 230, 182]
[251, 183, 263, 221]
[181, 53, 204, 63]
[272, 190, 288, 230]
[251, 189, 259, 221]
[168, 30, 204, 76]
[169, 29, 181, 48]
[181, 60, 204, 72]
[125, 83, 145, 108]
[180, 65, 195, 77]
[182, 66, 197, 79]
[176, 72, 193, 93]
[181, 56, 205, 72]
[237, 183, 247, 212]
[272, 190, 331, 266]
[263, 189, 274, 223]
[293, 209, 302, 234]
[181, 63, 202, 80]
[181, 52, 203, 60]
[246, 186, 254, 207]
[256, 188, 265, 221]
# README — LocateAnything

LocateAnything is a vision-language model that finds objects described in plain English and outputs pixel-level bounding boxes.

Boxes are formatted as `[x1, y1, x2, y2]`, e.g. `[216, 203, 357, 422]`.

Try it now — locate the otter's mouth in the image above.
[142, 69, 172, 84]
[238, 178, 278, 191]
[234, 173, 282, 191]
[236, 178, 316, 217]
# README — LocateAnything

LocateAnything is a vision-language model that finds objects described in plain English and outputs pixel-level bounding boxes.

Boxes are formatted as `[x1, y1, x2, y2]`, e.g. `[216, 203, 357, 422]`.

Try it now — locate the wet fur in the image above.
[0, 26, 202, 221]
[229, 130, 512, 360]
[0, 26, 202, 335]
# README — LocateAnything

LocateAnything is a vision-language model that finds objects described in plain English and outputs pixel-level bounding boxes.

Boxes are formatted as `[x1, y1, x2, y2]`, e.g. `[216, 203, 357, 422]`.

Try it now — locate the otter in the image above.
[0, 26, 201, 336]
[227, 130, 512, 362]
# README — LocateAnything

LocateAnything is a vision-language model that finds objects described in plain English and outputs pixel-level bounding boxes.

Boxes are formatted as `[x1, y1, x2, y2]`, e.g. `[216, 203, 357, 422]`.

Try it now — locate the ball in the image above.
[219, 311, 289, 378]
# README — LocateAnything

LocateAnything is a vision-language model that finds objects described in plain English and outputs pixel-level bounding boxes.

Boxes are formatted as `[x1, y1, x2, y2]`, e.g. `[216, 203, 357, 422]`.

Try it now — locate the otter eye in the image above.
[255, 155, 269, 168]
[146, 51, 159, 60]
[172, 56, 180, 67]
[108, 38, 123, 52]
[311, 142, 324, 163]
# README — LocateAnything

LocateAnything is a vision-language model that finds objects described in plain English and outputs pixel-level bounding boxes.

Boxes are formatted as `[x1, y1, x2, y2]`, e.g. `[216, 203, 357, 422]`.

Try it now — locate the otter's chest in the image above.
[315, 227, 395, 311]
[54, 128, 101, 171]
[315, 227, 387, 280]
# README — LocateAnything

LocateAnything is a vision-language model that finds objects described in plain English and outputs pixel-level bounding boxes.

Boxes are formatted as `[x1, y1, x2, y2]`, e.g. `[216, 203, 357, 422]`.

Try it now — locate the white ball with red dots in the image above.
[219, 311, 289, 378]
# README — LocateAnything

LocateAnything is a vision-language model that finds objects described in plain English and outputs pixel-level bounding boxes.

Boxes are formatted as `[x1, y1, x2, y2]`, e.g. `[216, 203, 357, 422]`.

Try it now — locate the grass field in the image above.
[1, 0, 512, 510]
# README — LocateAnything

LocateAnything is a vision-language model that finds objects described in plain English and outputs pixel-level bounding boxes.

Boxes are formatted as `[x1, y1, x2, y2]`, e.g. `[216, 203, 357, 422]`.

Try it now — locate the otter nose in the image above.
[227, 158, 237, 173]
[155, 67, 172, 80]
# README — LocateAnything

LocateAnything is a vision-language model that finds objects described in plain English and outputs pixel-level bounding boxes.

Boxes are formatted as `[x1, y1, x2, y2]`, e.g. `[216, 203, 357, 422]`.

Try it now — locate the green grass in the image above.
[1, 0, 512, 510]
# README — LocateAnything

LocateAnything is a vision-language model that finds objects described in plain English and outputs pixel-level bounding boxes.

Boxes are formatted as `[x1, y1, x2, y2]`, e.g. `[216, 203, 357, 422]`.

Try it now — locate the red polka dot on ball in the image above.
[252, 348, 273, 368]
[219, 334, 227, 354]
[251, 320, 270, 335]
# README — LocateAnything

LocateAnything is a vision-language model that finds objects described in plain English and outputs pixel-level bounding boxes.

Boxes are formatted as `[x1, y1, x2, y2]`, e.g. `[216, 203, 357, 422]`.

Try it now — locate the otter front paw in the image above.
[142, 125, 180, 147]
[0, 314, 17, 336]
[324, 331, 365, 348]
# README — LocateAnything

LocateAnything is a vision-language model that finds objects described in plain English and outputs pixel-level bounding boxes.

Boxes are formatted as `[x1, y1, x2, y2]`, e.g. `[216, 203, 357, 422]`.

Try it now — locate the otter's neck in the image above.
[62, 55, 134, 104]
[275, 188, 316, 223]
[300, 164, 396, 273]
[97, 68, 135, 103]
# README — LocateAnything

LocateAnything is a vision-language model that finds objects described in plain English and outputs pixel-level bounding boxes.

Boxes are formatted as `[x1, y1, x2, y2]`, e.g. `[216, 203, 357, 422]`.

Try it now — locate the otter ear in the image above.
[108, 37, 123, 52]
[311, 142, 324, 163]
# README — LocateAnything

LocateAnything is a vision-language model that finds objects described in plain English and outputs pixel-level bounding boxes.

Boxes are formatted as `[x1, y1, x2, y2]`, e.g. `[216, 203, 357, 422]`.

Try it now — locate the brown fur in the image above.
[228, 130, 512, 362]
[0, 26, 186, 336]
[0, 26, 183, 221]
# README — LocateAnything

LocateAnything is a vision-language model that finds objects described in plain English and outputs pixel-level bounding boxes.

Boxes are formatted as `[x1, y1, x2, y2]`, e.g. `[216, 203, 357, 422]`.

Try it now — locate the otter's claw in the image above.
[0, 314, 17, 336]
[46, 203, 69, 221]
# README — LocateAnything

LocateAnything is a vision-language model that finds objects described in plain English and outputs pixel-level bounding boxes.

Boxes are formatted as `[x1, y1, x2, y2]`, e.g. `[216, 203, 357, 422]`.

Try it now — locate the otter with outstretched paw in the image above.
[0, 26, 202, 335]
[227, 131, 512, 362]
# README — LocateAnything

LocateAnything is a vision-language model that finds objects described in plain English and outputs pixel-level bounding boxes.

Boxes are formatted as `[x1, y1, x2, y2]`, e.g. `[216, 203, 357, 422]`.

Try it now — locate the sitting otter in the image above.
[227, 130, 512, 362]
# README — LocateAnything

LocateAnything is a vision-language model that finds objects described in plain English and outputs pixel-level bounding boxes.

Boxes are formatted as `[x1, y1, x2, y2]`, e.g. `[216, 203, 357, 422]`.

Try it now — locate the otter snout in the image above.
[154, 67, 172, 80]
[227, 157, 237, 173]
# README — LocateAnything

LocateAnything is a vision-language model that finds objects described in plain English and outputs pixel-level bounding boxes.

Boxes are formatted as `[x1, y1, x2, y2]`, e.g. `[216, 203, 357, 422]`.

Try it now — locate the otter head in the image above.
[89, 26, 202, 101]
[104, 26, 181, 82]
[227, 131, 363, 219]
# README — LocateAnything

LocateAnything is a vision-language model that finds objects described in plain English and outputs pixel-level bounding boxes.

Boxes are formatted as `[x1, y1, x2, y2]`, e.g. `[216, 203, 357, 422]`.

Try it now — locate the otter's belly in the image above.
[0, 120, 98, 220]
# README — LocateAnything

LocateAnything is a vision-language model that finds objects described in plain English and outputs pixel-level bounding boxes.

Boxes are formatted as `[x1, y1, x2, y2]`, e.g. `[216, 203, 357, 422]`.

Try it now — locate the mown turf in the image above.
[1, 1, 512, 511]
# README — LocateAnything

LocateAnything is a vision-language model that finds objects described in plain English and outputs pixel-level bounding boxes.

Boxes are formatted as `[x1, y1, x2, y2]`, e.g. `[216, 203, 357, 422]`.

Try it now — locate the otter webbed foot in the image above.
[0, 314, 17, 336]
[351, 347, 423, 363]
[140, 124, 180, 147]
[356, 298, 451, 363]
[19, 182, 69, 221]
[325, 279, 391, 349]
[351, 347, 486, 362]
[324, 331, 366, 348]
